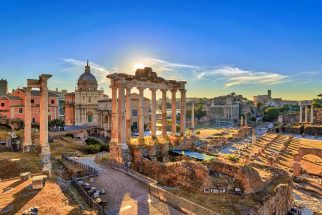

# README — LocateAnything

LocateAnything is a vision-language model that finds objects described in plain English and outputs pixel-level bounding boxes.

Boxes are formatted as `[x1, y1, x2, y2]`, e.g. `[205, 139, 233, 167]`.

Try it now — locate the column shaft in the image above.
[126, 88, 132, 141]
[305, 106, 308, 123]
[40, 86, 49, 147]
[138, 88, 145, 138]
[311, 105, 314, 124]
[118, 86, 126, 146]
[171, 90, 177, 134]
[299, 105, 302, 123]
[180, 89, 186, 134]
[191, 102, 195, 134]
[111, 85, 118, 142]
[161, 90, 167, 135]
[23, 88, 32, 152]
[151, 89, 157, 137]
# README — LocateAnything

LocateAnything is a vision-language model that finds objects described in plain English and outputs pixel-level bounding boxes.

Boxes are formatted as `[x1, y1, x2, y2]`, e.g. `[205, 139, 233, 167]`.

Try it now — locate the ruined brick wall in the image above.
[134, 159, 211, 191]
[206, 161, 263, 194]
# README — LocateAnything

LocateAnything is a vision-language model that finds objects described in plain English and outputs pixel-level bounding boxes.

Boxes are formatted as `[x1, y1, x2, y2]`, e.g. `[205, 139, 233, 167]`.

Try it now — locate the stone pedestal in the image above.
[109, 142, 131, 165]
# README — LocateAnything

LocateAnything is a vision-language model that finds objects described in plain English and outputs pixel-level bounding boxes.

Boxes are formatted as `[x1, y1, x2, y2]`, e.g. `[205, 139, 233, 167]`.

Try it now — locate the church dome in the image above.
[77, 61, 98, 91]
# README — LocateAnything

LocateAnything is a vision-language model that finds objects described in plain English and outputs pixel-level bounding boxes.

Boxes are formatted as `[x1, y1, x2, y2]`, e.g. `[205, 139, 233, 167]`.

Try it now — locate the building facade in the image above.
[0, 79, 8, 96]
[0, 88, 59, 123]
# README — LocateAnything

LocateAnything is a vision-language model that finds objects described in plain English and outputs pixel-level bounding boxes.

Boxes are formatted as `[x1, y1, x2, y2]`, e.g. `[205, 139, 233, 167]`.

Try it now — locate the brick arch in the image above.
[293, 147, 322, 176]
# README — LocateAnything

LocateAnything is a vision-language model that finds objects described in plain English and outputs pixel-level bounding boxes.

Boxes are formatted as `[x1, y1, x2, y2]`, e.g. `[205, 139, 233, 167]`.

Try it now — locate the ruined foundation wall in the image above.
[206, 161, 263, 194]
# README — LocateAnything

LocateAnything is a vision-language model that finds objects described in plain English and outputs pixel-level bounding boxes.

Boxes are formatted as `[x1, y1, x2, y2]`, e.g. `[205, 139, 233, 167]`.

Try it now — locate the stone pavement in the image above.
[77, 156, 183, 215]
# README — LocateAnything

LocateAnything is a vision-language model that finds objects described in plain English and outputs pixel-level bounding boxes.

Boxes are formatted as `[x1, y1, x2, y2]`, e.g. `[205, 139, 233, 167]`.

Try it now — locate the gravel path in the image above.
[77, 156, 183, 215]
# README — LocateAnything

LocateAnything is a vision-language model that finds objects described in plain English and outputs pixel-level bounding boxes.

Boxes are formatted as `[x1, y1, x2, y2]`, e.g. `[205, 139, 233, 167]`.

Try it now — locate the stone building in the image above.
[0, 88, 59, 123]
[64, 61, 106, 126]
[0, 79, 8, 96]
[96, 93, 150, 138]
[253, 90, 272, 106]
[206, 93, 251, 126]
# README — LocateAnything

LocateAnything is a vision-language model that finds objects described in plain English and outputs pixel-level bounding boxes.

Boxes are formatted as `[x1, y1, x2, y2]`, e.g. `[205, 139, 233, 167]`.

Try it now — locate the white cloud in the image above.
[195, 66, 287, 87]
[61, 58, 110, 87]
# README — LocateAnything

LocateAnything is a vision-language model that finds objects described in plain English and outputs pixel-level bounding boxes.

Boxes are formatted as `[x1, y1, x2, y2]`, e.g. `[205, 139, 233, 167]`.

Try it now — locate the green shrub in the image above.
[100, 144, 109, 152]
[84, 144, 100, 154]
[85, 137, 101, 145]
[227, 154, 239, 162]
[65, 133, 74, 138]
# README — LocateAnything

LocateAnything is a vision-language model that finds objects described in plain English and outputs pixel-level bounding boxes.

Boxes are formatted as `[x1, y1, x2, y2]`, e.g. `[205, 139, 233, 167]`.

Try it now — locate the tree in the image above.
[263, 107, 279, 122]
[312, 98, 322, 108]
[256, 102, 262, 108]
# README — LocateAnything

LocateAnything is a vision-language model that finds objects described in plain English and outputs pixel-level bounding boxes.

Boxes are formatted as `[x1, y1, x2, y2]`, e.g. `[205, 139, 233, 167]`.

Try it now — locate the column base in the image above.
[23, 145, 32, 152]
[109, 142, 132, 165]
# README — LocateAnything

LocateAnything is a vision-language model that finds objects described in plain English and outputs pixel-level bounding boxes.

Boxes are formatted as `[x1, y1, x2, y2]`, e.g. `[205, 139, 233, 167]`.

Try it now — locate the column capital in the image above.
[179, 88, 187, 93]
[149, 88, 157, 92]
[138, 87, 145, 92]
[171, 88, 177, 93]
[161, 89, 168, 93]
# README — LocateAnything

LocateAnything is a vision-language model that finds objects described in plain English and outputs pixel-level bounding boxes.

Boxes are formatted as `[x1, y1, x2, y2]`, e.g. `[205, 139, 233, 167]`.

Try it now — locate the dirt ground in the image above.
[0, 178, 92, 215]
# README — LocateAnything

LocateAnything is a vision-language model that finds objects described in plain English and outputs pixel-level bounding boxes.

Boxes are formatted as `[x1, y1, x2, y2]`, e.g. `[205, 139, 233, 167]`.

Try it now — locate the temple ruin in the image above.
[23, 74, 52, 176]
[106, 67, 186, 164]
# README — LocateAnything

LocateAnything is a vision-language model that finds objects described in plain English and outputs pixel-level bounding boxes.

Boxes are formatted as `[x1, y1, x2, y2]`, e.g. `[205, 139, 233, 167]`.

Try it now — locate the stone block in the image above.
[32, 176, 46, 190]
[20, 172, 31, 181]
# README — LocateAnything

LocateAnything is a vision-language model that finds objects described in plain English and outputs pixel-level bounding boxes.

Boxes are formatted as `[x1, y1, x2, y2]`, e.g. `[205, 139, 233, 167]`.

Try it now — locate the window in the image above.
[19, 108, 23, 114]
[51, 100, 54, 104]
[132, 110, 138, 116]
[31, 99, 34, 104]
[1, 103, 4, 107]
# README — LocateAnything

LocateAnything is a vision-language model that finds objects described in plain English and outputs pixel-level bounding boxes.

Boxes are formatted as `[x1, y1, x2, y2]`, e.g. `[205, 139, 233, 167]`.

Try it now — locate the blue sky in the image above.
[0, 0, 322, 100]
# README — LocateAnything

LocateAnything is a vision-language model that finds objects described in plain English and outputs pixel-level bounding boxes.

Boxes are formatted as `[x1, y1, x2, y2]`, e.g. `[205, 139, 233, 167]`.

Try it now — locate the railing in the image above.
[61, 154, 99, 177]
[62, 154, 103, 214]
[71, 178, 105, 215]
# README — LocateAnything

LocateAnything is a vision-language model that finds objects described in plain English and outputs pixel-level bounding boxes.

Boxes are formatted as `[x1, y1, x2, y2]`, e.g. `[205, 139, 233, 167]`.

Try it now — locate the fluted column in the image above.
[118, 85, 126, 147]
[311, 105, 314, 124]
[305, 106, 308, 123]
[138, 88, 145, 138]
[23, 87, 32, 152]
[111, 85, 118, 143]
[180, 89, 186, 135]
[161, 89, 167, 136]
[299, 105, 302, 123]
[126, 87, 132, 141]
[150, 89, 157, 137]
[171, 89, 177, 134]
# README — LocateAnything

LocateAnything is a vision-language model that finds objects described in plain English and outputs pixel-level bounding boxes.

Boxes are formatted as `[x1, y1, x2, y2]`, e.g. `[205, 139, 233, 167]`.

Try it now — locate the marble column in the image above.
[111, 85, 118, 143]
[150, 89, 157, 137]
[180, 89, 186, 135]
[118, 85, 126, 147]
[305, 106, 308, 123]
[240, 116, 244, 127]
[171, 89, 177, 134]
[191, 102, 195, 135]
[311, 105, 314, 124]
[126, 87, 132, 141]
[138, 88, 145, 138]
[23, 87, 32, 152]
[299, 105, 302, 123]
[161, 89, 167, 136]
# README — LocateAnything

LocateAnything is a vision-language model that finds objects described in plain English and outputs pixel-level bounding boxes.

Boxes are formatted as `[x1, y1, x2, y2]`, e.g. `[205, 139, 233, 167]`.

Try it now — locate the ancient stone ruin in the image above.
[23, 74, 52, 176]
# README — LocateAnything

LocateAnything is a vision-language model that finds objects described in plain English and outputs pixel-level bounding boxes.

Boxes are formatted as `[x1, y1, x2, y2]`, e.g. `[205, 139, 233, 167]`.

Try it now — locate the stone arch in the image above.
[293, 147, 322, 176]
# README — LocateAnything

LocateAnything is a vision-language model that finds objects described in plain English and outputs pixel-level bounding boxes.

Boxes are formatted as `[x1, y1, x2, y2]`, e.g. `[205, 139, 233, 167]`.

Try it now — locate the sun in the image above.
[133, 63, 146, 70]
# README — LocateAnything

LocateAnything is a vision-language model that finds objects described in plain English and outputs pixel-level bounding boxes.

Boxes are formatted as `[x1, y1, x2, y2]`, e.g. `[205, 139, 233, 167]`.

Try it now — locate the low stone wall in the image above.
[206, 160, 263, 194]
[109, 161, 218, 215]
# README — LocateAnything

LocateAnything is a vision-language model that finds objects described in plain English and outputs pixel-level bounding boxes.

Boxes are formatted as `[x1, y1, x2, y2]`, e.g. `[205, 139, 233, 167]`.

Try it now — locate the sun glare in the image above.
[133, 63, 146, 70]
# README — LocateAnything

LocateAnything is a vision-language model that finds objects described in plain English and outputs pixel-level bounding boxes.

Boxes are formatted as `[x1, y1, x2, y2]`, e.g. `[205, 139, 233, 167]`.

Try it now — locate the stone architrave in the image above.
[23, 87, 32, 152]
